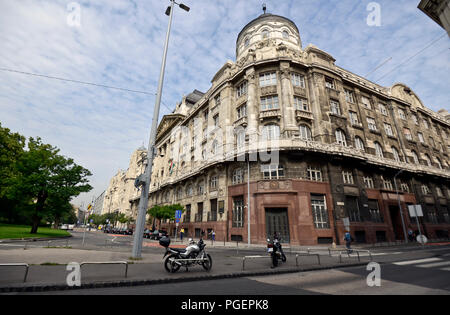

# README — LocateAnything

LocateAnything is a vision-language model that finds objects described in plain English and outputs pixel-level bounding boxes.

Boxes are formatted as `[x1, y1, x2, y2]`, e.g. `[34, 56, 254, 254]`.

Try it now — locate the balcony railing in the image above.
[259, 109, 281, 121]
[233, 116, 248, 128]
[207, 211, 218, 222]
[295, 109, 314, 121]
[194, 213, 203, 222]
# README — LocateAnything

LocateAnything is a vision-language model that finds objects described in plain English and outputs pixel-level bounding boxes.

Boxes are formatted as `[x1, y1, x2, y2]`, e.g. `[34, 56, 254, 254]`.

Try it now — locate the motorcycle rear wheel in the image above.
[164, 255, 181, 273]
[202, 254, 212, 271]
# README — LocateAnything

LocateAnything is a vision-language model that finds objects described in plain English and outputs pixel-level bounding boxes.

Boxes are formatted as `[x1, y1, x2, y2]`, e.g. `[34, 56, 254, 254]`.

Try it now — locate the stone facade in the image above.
[102, 148, 147, 219]
[134, 13, 450, 245]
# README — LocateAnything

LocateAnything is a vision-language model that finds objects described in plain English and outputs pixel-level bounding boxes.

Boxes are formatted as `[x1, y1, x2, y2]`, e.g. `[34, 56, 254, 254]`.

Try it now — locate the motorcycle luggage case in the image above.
[159, 236, 170, 247]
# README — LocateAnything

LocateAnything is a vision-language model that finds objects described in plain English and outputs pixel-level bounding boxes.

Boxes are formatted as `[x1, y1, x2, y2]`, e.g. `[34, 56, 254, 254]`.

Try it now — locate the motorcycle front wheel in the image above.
[272, 253, 278, 267]
[281, 253, 287, 262]
[202, 254, 212, 271]
[164, 255, 181, 273]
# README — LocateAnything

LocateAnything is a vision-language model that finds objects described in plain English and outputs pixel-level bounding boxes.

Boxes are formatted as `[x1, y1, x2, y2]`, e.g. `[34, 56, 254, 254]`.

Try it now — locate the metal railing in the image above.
[242, 255, 271, 271]
[295, 253, 321, 267]
[338, 250, 372, 263]
[80, 261, 128, 278]
[0, 263, 29, 282]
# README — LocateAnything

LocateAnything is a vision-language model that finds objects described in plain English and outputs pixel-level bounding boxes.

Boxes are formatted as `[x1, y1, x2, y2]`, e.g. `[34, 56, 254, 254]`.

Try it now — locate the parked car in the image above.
[151, 230, 168, 240]
[144, 229, 152, 239]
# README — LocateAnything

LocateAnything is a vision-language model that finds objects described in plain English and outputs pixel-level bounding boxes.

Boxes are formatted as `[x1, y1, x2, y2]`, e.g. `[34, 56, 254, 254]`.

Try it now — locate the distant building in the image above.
[92, 191, 105, 215]
[102, 148, 147, 218]
[74, 204, 85, 224]
[418, 0, 450, 35]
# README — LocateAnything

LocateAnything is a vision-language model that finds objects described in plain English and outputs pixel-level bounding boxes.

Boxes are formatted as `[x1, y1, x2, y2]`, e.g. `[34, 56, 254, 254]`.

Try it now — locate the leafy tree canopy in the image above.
[0, 124, 92, 233]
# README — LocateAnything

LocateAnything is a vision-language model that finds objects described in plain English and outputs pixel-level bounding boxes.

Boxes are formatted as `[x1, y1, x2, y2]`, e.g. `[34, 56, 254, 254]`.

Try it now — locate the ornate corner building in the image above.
[133, 12, 450, 245]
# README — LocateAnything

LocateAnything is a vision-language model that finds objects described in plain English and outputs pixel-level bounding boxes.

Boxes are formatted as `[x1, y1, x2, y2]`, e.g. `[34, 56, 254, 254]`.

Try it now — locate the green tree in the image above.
[7, 137, 92, 234]
[147, 204, 184, 228]
[0, 123, 26, 222]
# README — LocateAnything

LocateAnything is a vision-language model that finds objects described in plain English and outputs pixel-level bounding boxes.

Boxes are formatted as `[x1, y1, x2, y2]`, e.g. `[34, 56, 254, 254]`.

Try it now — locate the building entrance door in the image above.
[265, 208, 290, 243]
[389, 205, 405, 240]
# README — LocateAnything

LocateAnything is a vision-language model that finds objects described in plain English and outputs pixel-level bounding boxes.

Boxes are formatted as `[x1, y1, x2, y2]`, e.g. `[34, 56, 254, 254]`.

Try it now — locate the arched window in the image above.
[375, 142, 384, 158]
[282, 30, 289, 39]
[262, 124, 280, 140]
[186, 184, 193, 197]
[392, 146, 400, 162]
[411, 151, 419, 164]
[177, 187, 183, 200]
[355, 137, 365, 152]
[262, 28, 270, 39]
[197, 180, 205, 195]
[299, 125, 312, 141]
[244, 37, 250, 47]
[335, 129, 347, 147]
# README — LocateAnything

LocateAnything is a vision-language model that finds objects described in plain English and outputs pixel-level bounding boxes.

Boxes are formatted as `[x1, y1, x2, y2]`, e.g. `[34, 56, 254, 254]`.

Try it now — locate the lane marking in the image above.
[415, 261, 450, 268]
[393, 258, 441, 266]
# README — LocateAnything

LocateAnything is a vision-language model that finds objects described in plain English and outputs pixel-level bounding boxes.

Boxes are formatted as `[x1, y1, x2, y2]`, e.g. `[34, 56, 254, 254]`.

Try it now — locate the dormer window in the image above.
[282, 30, 289, 39]
[262, 28, 270, 39]
[244, 37, 250, 47]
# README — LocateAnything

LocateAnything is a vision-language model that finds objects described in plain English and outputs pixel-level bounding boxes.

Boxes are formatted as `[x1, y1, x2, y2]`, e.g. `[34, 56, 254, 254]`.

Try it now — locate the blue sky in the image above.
[0, 0, 449, 208]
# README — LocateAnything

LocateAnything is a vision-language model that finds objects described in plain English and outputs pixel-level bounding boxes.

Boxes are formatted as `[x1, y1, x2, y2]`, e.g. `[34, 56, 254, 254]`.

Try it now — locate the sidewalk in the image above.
[0, 247, 369, 293]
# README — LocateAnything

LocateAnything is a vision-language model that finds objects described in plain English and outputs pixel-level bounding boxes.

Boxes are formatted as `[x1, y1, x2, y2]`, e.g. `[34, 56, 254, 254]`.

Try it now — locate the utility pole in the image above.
[394, 169, 409, 243]
[247, 157, 251, 246]
[131, 0, 190, 259]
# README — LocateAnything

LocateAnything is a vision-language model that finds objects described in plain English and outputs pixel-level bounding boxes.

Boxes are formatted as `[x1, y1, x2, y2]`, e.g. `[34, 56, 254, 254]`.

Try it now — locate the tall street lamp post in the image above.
[132, 0, 190, 259]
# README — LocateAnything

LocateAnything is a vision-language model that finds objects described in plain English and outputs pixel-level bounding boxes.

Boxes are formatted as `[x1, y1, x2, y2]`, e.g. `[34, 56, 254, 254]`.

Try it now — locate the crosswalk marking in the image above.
[393, 258, 441, 266]
[416, 261, 450, 268]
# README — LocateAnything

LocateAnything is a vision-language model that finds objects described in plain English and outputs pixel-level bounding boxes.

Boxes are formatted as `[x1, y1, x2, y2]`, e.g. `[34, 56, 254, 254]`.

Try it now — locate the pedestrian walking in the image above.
[211, 230, 215, 242]
[408, 229, 414, 242]
[201, 229, 205, 239]
[344, 232, 353, 253]
[180, 227, 185, 241]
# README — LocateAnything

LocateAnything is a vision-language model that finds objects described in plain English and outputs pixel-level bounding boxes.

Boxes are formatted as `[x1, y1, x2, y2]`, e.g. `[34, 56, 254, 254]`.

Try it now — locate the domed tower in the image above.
[236, 9, 302, 61]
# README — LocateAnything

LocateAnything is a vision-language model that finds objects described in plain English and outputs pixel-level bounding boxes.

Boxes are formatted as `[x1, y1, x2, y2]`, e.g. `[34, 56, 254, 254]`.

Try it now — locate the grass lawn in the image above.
[0, 223, 71, 239]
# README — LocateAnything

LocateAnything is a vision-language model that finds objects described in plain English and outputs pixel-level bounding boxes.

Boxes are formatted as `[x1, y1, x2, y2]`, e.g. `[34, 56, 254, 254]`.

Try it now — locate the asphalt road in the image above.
[14, 254, 450, 295]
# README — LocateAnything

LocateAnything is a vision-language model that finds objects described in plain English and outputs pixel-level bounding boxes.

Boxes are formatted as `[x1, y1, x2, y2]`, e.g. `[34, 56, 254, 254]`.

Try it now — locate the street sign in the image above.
[408, 205, 423, 217]
[87, 204, 92, 211]
[175, 218, 180, 223]
[175, 210, 182, 219]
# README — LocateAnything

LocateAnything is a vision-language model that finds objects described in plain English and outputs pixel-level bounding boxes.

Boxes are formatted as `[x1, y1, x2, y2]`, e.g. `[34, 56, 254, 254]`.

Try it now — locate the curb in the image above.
[0, 235, 73, 243]
[0, 262, 368, 293]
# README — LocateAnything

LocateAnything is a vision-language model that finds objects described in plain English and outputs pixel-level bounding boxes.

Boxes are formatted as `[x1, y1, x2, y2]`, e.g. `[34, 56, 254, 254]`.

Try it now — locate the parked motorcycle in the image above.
[267, 236, 286, 268]
[160, 237, 212, 273]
